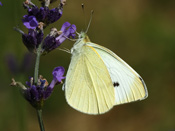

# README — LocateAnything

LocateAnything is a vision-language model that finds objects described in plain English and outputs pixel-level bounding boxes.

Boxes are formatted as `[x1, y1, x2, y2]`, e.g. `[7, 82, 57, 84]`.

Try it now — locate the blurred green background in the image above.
[0, 0, 175, 131]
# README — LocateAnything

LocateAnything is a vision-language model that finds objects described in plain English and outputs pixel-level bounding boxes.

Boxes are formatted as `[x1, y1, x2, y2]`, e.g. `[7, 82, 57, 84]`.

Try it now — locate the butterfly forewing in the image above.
[65, 44, 115, 114]
[87, 42, 148, 105]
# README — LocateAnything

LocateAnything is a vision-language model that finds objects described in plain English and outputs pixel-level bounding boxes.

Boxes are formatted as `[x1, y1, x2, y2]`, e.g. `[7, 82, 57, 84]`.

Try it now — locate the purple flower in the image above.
[0, 2, 2, 6]
[23, 77, 49, 109]
[28, 6, 40, 16]
[43, 66, 65, 98]
[47, 7, 62, 24]
[22, 15, 38, 29]
[52, 66, 65, 83]
[38, 7, 49, 22]
[22, 66, 65, 109]
[22, 29, 44, 52]
[26, 5, 62, 26]
[42, 22, 76, 53]
[56, 22, 76, 43]
[28, 6, 49, 22]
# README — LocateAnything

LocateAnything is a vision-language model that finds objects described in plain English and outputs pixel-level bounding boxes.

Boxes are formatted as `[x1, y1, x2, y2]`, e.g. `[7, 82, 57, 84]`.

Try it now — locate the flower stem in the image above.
[37, 109, 45, 131]
[34, 45, 42, 84]
[34, 45, 45, 131]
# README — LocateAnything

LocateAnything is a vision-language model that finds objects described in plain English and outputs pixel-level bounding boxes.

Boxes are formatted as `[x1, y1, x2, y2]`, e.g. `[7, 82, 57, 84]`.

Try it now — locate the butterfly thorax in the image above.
[82, 34, 90, 43]
[71, 32, 90, 54]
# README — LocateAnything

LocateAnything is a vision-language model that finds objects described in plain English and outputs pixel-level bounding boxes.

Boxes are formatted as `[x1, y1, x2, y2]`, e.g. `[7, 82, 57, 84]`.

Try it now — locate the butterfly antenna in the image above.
[63, 35, 77, 41]
[82, 3, 87, 31]
[72, 26, 80, 36]
[85, 10, 94, 33]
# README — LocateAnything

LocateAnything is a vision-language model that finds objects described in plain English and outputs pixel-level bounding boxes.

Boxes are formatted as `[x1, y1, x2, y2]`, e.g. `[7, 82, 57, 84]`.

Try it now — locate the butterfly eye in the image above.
[79, 35, 83, 39]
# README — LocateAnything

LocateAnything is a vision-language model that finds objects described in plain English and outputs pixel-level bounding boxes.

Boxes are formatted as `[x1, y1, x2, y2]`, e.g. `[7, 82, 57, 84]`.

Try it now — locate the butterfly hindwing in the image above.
[87, 42, 148, 105]
[65, 44, 115, 114]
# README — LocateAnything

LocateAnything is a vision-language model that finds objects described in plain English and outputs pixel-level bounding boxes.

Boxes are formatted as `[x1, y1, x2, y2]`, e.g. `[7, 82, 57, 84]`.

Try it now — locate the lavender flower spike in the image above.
[42, 22, 76, 53]
[14, 67, 65, 109]
[22, 66, 64, 109]
[22, 15, 38, 29]
[0, 2, 2, 6]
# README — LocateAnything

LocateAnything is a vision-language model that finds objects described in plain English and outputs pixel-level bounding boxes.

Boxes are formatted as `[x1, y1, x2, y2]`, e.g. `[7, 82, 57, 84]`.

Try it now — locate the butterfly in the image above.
[63, 32, 148, 115]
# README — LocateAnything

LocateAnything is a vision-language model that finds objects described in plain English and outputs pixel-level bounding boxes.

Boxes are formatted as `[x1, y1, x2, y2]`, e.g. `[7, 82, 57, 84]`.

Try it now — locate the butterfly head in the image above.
[78, 32, 91, 43]
[71, 32, 91, 54]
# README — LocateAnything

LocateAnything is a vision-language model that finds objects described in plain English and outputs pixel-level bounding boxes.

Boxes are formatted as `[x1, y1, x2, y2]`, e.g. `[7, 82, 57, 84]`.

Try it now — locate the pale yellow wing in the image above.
[65, 45, 115, 114]
[87, 42, 148, 105]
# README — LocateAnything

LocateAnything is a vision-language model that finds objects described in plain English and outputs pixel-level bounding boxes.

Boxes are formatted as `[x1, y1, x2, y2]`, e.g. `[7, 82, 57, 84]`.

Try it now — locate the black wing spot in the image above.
[113, 82, 119, 87]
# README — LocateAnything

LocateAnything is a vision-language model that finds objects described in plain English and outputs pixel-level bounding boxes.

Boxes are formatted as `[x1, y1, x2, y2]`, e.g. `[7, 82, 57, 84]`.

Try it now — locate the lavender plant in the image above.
[10, 0, 76, 130]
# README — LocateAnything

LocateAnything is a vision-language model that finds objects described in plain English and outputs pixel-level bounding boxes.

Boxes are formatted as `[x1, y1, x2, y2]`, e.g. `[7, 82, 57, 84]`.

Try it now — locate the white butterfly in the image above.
[63, 32, 148, 115]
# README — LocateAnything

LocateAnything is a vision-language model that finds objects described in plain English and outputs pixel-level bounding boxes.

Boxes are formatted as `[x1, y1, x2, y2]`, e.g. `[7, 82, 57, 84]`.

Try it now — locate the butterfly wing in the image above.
[65, 44, 115, 114]
[87, 42, 148, 105]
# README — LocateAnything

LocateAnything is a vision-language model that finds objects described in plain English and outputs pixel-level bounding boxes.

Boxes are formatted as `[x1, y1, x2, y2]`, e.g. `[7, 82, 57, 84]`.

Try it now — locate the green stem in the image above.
[34, 45, 42, 84]
[34, 45, 45, 131]
[37, 109, 45, 131]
